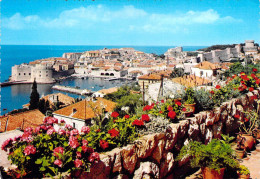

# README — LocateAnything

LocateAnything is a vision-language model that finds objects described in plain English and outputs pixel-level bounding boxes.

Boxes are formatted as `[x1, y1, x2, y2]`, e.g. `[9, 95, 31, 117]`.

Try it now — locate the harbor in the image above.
[52, 85, 92, 95]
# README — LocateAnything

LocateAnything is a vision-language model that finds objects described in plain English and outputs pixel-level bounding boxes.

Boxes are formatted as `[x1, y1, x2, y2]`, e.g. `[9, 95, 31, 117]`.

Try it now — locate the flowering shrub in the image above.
[2, 117, 100, 178]
[144, 99, 185, 122]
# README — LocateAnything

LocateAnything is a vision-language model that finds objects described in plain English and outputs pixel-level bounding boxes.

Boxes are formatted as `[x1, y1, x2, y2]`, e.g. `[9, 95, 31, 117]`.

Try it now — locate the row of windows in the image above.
[18, 73, 48, 77]
[18, 73, 31, 76]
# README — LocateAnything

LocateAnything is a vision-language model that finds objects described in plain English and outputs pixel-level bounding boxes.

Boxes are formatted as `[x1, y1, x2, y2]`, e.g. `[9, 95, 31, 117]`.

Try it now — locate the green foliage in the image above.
[176, 139, 239, 171]
[104, 85, 142, 114]
[224, 62, 260, 78]
[238, 165, 250, 175]
[170, 68, 185, 78]
[184, 87, 195, 104]
[194, 88, 215, 111]
[198, 44, 236, 52]
[29, 80, 40, 110]
[84, 115, 138, 151]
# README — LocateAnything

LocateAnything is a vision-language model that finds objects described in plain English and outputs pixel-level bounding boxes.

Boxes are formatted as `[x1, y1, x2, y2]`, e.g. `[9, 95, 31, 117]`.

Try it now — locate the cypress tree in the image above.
[29, 79, 40, 110]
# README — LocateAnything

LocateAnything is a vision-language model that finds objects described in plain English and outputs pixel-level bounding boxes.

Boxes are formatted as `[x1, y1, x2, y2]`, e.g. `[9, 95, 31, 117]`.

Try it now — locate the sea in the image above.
[0, 45, 207, 114]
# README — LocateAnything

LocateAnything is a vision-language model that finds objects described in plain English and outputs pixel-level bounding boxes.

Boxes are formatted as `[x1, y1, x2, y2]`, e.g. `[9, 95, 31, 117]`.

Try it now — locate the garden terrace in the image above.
[72, 88, 260, 178]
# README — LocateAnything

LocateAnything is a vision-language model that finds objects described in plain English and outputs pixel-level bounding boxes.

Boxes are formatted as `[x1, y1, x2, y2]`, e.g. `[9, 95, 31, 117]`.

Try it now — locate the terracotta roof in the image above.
[97, 87, 118, 95]
[194, 61, 218, 70]
[102, 66, 111, 70]
[53, 98, 116, 120]
[172, 75, 211, 87]
[129, 70, 142, 74]
[55, 58, 68, 61]
[138, 74, 162, 80]
[0, 110, 45, 132]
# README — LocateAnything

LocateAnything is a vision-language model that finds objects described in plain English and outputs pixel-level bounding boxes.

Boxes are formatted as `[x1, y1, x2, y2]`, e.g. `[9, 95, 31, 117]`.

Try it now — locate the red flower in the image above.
[168, 106, 173, 111]
[251, 95, 258, 100]
[210, 90, 214, 94]
[249, 87, 254, 92]
[161, 100, 165, 103]
[175, 101, 182, 106]
[99, 140, 109, 150]
[76, 151, 82, 159]
[58, 129, 66, 135]
[82, 146, 94, 153]
[253, 68, 258, 72]
[132, 119, 144, 126]
[88, 152, 100, 163]
[108, 128, 120, 138]
[54, 159, 63, 168]
[47, 128, 56, 135]
[238, 86, 244, 91]
[240, 72, 245, 75]
[182, 108, 187, 112]
[124, 115, 130, 119]
[168, 111, 176, 119]
[74, 159, 83, 168]
[241, 81, 245, 84]
[244, 118, 249, 122]
[143, 105, 153, 111]
[215, 85, 221, 89]
[96, 129, 101, 133]
[24, 145, 36, 156]
[151, 103, 155, 107]
[234, 114, 240, 119]
[256, 79, 260, 85]
[159, 111, 163, 114]
[141, 114, 150, 122]
[111, 112, 119, 118]
[81, 126, 90, 134]
[251, 73, 256, 78]
[53, 147, 64, 157]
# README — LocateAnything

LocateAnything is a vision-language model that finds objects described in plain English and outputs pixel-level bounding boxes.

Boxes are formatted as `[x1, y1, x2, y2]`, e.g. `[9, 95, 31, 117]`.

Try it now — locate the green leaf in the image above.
[40, 167, 46, 171]
[35, 158, 42, 164]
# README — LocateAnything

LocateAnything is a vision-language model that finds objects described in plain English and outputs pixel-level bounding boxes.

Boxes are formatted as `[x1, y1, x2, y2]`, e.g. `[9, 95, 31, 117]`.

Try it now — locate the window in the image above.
[40, 71, 41, 73]
[200, 71, 203, 76]
[73, 122, 76, 128]
[19, 73, 21, 75]
[29, 73, 31, 75]
[46, 74, 48, 77]
[39, 75, 41, 77]
[24, 73, 26, 75]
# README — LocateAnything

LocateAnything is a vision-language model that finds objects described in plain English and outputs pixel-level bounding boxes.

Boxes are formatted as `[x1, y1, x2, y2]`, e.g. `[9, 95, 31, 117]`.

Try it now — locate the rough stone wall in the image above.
[80, 89, 260, 179]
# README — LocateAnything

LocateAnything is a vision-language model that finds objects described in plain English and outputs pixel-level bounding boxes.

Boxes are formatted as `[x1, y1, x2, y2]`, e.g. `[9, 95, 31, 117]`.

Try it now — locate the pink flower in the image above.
[111, 111, 119, 118]
[141, 114, 150, 122]
[76, 152, 82, 158]
[54, 159, 63, 168]
[69, 136, 79, 149]
[21, 132, 32, 141]
[44, 117, 58, 125]
[81, 126, 90, 134]
[124, 115, 130, 119]
[24, 145, 36, 156]
[65, 124, 73, 130]
[70, 129, 79, 136]
[24, 127, 33, 134]
[88, 152, 100, 163]
[1, 138, 13, 152]
[40, 125, 47, 131]
[34, 126, 41, 133]
[53, 147, 64, 157]
[82, 139, 88, 146]
[58, 129, 66, 135]
[182, 108, 187, 112]
[60, 119, 65, 123]
[74, 159, 83, 168]
[47, 128, 56, 135]
[14, 135, 22, 142]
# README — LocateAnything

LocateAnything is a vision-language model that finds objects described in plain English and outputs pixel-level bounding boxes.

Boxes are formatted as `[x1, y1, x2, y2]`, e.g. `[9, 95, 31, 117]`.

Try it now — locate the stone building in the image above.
[11, 64, 55, 83]
[243, 40, 258, 55]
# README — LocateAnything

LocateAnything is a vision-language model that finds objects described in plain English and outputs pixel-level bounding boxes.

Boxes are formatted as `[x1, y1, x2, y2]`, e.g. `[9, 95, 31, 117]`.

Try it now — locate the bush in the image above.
[194, 88, 215, 111]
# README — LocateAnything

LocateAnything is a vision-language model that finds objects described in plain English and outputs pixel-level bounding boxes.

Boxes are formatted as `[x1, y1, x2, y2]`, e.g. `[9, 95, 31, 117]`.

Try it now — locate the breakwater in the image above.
[52, 85, 92, 95]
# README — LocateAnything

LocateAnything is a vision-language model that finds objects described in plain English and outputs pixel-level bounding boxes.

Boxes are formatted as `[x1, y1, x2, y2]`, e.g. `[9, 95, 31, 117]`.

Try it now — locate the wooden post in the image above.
[142, 81, 145, 105]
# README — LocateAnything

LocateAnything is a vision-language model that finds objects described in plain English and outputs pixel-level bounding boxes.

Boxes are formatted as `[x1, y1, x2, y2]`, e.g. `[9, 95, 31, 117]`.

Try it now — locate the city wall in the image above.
[78, 88, 260, 179]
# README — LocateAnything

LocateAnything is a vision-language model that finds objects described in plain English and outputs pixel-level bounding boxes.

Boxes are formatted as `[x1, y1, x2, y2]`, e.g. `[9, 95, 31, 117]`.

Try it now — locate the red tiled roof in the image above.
[0, 110, 45, 132]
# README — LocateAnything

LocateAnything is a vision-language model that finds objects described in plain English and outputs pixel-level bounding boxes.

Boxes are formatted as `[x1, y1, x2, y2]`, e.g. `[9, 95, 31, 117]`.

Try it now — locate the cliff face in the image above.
[75, 88, 260, 178]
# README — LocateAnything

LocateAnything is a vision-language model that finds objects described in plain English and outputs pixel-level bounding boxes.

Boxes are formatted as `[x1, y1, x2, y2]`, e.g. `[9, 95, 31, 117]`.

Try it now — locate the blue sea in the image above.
[0, 45, 207, 114]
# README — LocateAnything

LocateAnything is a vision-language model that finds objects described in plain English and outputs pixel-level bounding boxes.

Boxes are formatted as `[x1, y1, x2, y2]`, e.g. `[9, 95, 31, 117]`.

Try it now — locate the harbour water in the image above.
[0, 45, 207, 114]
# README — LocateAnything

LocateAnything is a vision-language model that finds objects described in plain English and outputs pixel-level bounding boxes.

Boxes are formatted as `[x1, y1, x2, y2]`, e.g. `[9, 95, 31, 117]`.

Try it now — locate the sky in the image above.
[1, 0, 259, 46]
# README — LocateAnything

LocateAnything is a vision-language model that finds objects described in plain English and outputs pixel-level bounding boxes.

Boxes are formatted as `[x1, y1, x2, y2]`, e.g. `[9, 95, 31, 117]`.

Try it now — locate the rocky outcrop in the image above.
[78, 89, 259, 179]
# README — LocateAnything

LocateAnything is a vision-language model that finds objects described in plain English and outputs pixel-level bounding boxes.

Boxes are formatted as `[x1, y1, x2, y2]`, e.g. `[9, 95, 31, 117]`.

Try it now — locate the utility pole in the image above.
[142, 81, 145, 106]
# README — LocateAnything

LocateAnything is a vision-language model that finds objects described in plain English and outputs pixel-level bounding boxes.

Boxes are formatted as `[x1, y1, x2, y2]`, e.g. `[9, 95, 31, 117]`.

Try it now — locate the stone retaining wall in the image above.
[80, 89, 260, 179]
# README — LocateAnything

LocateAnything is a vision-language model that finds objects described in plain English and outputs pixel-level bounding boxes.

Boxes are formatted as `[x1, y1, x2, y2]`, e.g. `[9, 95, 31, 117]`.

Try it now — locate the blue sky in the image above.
[1, 0, 259, 46]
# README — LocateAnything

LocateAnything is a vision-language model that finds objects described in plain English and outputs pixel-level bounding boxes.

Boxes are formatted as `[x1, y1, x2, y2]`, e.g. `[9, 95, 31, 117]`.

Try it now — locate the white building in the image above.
[191, 61, 218, 78]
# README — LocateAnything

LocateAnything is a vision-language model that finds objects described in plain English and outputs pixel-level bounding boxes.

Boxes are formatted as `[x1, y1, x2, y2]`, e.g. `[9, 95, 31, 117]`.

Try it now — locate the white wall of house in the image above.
[53, 113, 87, 131]
[191, 67, 213, 78]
